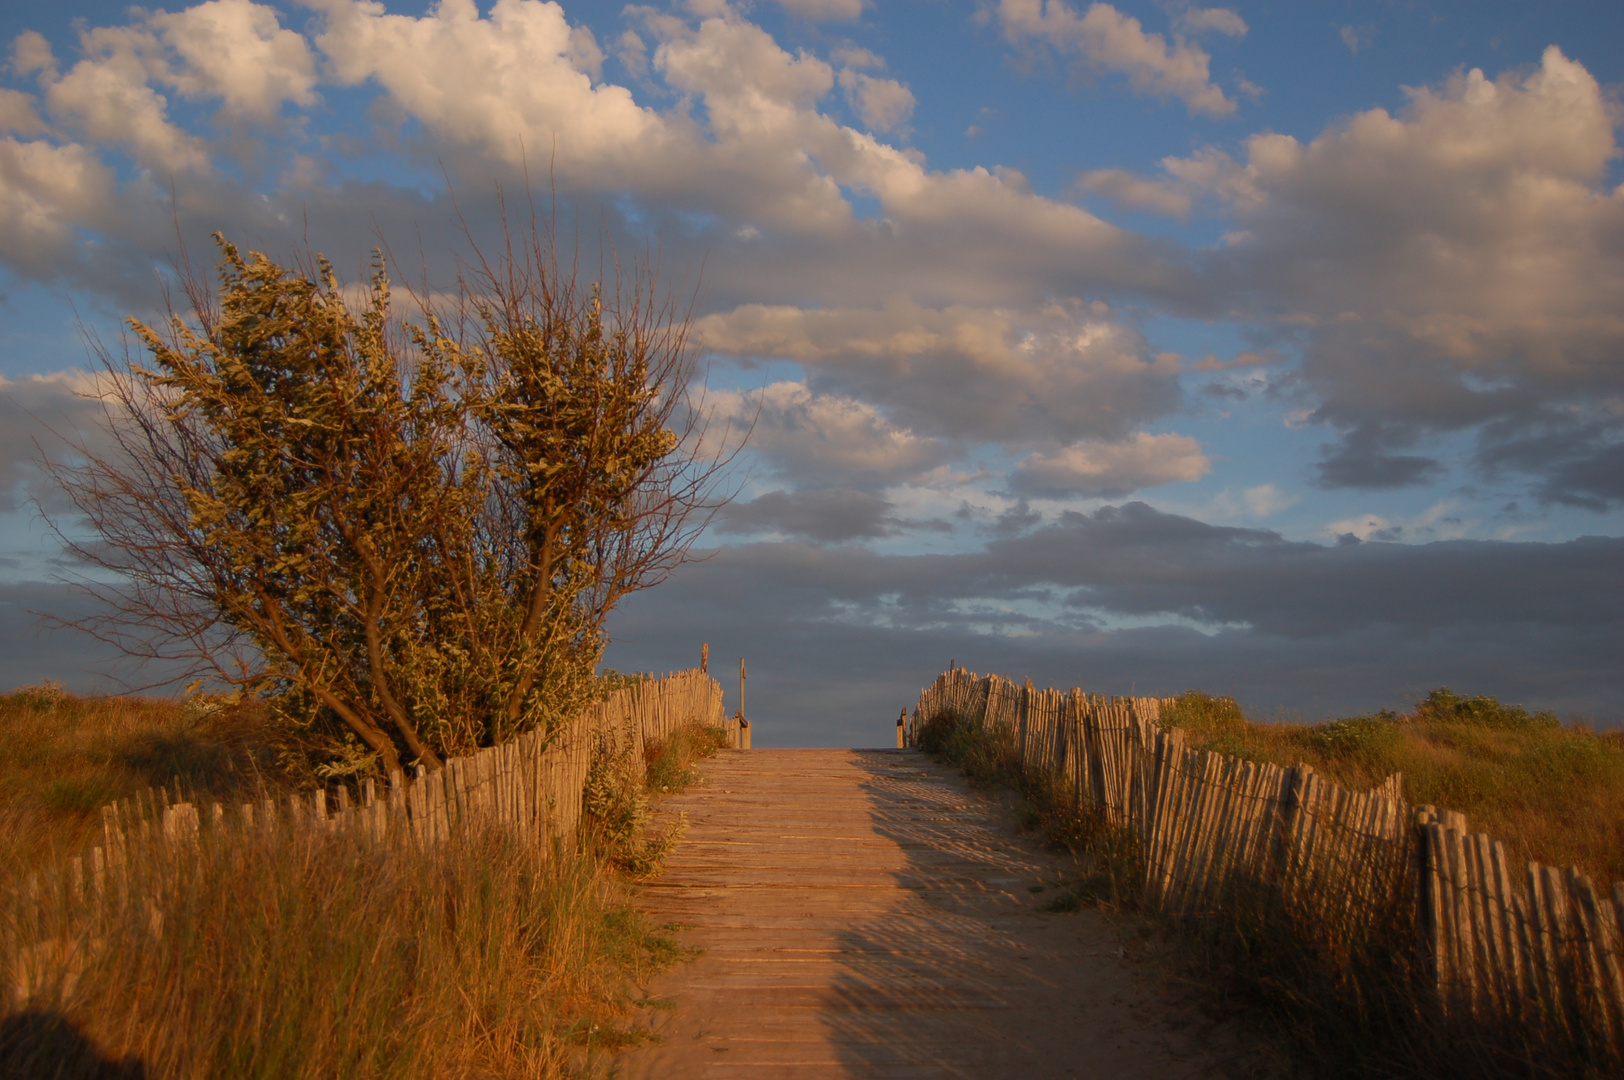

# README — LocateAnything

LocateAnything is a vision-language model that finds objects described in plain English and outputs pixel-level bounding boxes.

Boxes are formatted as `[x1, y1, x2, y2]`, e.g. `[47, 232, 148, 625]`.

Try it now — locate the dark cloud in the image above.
[602, 543, 1623, 746]
[1539, 442, 1624, 508]
[0, 581, 187, 695]
[1314, 449, 1441, 490]
[1477, 417, 1624, 510]
[1310, 420, 1442, 490]
[598, 501, 1624, 744]
[715, 488, 896, 542]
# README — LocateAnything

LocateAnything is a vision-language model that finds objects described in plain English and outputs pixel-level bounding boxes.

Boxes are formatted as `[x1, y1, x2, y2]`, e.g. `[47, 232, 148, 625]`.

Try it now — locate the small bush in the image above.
[1414, 687, 1560, 731]
[584, 721, 727, 877]
[1302, 713, 1403, 759]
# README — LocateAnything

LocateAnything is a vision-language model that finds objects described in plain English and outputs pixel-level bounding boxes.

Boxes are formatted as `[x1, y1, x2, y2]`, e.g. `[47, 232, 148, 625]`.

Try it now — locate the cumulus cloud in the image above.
[0, 90, 44, 135]
[1010, 432, 1210, 496]
[41, 34, 214, 174]
[708, 381, 949, 486]
[0, 138, 120, 277]
[697, 299, 1182, 446]
[145, 0, 320, 120]
[1124, 46, 1624, 500]
[838, 69, 914, 133]
[996, 0, 1237, 117]
[1076, 167, 1191, 216]
[311, 0, 668, 177]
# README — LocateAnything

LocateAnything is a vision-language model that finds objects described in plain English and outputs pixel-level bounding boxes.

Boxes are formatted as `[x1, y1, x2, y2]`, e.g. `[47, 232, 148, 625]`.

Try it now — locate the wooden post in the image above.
[701, 642, 708, 674]
[897, 708, 907, 748]
[737, 658, 749, 748]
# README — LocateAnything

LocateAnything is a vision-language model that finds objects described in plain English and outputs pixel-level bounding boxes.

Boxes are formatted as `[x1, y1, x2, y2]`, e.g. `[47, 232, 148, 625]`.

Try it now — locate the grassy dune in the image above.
[1164, 688, 1624, 884]
[0, 684, 281, 898]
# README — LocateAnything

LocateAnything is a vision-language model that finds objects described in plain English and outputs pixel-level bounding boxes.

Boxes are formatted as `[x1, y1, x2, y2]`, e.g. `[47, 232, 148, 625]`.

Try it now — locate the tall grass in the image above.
[3, 815, 682, 1078]
[1, 691, 731, 1078]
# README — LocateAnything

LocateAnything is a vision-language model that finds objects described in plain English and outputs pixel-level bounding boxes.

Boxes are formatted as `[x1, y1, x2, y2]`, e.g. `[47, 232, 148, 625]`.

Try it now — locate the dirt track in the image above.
[615, 748, 1278, 1079]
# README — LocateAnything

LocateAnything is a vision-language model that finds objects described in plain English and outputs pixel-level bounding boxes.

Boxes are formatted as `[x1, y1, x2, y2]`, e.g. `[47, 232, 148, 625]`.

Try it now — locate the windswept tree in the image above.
[53, 232, 729, 776]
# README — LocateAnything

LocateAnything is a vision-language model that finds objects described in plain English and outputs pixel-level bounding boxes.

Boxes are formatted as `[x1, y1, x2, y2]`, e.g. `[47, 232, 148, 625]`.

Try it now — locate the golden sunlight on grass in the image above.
[0, 683, 280, 896]
[1163, 689, 1624, 884]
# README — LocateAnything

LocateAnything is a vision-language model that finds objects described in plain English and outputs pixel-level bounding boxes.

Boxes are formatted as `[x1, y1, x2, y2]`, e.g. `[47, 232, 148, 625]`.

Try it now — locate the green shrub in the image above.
[643, 723, 731, 795]
[1415, 687, 1559, 731]
[1302, 713, 1403, 759]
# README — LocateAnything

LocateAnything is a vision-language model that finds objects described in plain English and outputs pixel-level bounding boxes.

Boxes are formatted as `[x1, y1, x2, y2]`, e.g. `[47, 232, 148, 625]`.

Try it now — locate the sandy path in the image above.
[615, 748, 1269, 1080]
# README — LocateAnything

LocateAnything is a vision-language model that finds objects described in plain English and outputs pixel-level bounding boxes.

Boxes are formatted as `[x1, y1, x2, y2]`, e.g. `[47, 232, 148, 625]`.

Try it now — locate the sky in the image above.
[0, 0, 1621, 745]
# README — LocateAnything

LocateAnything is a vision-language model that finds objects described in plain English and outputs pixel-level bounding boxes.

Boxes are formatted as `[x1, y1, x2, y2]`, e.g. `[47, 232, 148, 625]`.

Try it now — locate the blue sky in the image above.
[1, 1, 1621, 742]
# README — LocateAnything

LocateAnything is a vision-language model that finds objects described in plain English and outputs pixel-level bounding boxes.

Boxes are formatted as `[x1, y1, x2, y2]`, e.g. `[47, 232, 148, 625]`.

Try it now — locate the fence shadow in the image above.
[810, 749, 1229, 1077]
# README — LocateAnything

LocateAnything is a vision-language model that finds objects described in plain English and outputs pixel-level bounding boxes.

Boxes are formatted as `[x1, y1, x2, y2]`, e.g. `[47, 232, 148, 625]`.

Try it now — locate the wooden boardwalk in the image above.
[617, 748, 1264, 1080]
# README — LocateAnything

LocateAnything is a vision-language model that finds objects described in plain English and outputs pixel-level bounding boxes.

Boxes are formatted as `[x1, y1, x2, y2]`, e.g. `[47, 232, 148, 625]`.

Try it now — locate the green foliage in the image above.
[580, 725, 700, 878]
[1414, 687, 1560, 731]
[4, 681, 72, 712]
[642, 723, 730, 795]
[1302, 713, 1403, 759]
[595, 669, 648, 697]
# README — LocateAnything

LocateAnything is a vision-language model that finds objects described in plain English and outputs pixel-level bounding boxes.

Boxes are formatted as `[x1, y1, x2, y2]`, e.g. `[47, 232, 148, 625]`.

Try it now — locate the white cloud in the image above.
[838, 69, 914, 133]
[9, 32, 56, 80]
[1178, 7, 1247, 38]
[1011, 432, 1210, 496]
[1338, 25, 1373, 55]
[1076, 167, 1191, 216]
[697, 298, 1182, 445]
[996, 0, 1237, 117]
[1239, 483, 1293, 517]
[147, 0, 318, 121]
[0, 138, 119, 275]
[1103, 46, 1624, 494]
[312, 0, 665, 176]
[709, 381, 948, 485]
[0, 90, 44, 136]
[42, 32, 214, 174]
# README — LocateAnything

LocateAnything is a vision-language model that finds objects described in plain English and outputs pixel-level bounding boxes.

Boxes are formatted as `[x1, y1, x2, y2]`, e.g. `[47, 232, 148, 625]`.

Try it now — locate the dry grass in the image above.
[1164, 688, 1624, 884]
[0, 683, 282, 897]
[0, 685, 729, 1079]
[2, 820, 685, 1079]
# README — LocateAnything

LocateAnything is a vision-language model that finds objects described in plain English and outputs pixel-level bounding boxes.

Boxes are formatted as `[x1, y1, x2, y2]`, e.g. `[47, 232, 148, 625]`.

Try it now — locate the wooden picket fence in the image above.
[911, 666, 1624, 1067]
[7, 668, 728, 1001]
